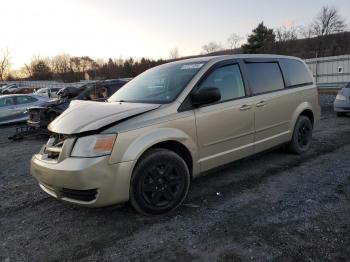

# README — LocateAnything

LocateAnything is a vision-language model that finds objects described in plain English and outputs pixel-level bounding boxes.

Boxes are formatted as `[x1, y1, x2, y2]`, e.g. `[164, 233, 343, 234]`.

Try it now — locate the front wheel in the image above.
[130, 149, 190, 215]
[288, 116, 313, 154]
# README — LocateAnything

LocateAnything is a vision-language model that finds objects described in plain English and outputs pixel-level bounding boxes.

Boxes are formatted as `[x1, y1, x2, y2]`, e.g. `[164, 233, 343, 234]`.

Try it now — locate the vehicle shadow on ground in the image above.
[48, 110, 350, 220]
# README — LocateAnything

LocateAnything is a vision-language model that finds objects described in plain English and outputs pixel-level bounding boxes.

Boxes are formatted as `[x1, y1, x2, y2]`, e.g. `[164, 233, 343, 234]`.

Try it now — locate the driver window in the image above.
[198, 64, 245, 102]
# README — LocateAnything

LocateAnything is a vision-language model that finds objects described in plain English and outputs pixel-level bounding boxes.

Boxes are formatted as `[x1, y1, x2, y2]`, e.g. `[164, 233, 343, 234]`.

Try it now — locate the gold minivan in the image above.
[31, 55, 320, 214]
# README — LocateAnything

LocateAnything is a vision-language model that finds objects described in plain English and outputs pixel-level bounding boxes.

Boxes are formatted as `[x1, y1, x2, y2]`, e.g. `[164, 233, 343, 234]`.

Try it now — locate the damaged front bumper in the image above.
[30, 135, 135, 207]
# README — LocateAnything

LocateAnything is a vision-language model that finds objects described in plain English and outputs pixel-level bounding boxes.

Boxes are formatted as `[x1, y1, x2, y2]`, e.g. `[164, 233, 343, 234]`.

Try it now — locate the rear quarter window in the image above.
[16, 96, 38, 104]
[279, 58, 313, 87]
[245, 62, 285, 95]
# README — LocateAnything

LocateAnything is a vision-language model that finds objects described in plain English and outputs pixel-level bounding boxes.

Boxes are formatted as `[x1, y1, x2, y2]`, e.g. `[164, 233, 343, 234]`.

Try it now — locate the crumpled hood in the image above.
[48, 100, 160, 134]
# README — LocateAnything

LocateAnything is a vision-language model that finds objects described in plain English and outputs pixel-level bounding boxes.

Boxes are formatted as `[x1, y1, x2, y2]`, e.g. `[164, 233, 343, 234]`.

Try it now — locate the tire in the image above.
[288, 116, 313, 154]
[130, 148, 190, 215]
[337, 112, 346, 117]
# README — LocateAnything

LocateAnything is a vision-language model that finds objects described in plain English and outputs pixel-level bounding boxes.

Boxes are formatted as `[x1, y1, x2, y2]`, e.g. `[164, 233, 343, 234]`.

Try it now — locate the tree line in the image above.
[202, 6, 348, 57]
[0, 6, 348, 82]
[11, 55, 166, 82]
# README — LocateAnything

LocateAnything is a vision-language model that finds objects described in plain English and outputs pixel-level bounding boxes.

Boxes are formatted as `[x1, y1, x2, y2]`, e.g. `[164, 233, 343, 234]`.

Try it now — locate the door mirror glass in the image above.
[191, 87, 221, 105]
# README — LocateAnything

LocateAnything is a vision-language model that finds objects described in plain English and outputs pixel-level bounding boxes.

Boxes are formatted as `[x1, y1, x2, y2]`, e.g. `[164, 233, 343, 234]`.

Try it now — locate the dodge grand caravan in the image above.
[31, 55, 320, 215]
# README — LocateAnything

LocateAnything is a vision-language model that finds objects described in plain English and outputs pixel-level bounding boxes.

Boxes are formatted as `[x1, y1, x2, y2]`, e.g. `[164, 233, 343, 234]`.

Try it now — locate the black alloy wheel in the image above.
[141, 163, 184, 208]
[288, 115, 313, 154]
[130, 148, 190, 215]
[297, 121, 312, 148]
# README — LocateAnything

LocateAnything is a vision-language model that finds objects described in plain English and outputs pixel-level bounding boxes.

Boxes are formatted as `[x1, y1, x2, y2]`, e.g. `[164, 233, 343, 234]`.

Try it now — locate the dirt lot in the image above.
[1, 95, 350, 262]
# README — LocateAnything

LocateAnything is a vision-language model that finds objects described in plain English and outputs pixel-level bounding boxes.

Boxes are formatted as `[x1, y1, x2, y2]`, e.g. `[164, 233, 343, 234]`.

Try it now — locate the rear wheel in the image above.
[288, 116, 313, 154]
[337, 112, 346, 117]
[130, 148, 190, 215]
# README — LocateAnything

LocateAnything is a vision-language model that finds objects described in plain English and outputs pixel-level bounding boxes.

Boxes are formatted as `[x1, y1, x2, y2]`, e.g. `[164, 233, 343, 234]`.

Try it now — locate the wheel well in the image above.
[147, 141, 193, 177]
[300, 109, 314, 125]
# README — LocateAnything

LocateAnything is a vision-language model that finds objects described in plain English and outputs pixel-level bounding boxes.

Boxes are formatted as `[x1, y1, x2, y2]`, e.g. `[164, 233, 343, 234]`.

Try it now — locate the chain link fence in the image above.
[0, 80, 94, 90]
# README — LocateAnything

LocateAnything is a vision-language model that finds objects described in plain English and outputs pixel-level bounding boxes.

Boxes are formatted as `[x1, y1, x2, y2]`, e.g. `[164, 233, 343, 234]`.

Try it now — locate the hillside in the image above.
[206, 31, 350, 59]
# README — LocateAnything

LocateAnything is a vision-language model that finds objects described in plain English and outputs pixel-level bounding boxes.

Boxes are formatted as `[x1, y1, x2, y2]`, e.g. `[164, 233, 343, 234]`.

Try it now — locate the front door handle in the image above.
[256, 101, 266, 107]
[240, 104, 252, 111]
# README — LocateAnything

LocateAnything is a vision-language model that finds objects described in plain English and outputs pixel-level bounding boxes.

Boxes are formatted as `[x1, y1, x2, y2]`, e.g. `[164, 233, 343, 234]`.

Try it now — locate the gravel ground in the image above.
[1, 95, 350, 261]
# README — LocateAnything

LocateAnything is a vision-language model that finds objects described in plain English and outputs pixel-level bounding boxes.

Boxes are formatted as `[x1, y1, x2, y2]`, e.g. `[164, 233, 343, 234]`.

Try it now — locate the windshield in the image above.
[108, 61, 206, 104]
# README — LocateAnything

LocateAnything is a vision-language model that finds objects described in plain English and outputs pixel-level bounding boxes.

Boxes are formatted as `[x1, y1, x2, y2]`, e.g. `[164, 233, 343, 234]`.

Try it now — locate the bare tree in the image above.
[114, 57, 124, 66]
[24, 56, 53, 80]
[95, 58, 105, 67]
[70, 57, 82, 73]
[80, 56, 94, 73]
[0, 49, 11, 81]
[169, 47, 180, 59]
[227, 33, 243, 49]
[308, 6, 347, 56]
[276, 26, 298, 42]
[311, 6, 347, 37]
[50, 54, 71, 75]
[201, 41, 222, 54]
[299, 25, 314, 39]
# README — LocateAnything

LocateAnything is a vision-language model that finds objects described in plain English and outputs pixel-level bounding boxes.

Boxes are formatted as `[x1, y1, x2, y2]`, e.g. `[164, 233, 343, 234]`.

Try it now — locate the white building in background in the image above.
[305, 54, 350, 89]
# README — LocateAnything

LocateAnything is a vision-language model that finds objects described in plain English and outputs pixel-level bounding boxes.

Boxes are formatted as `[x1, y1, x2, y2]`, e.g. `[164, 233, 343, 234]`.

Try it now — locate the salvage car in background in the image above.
[0, 94, 50, 125]
[34, 87, 61, 98]
[334, 82, 350, 116]
[0, 85, 8, 93]
[27, 79, 129, 129]
[12, 86, 40, 94]
[0, 84, 19, 94]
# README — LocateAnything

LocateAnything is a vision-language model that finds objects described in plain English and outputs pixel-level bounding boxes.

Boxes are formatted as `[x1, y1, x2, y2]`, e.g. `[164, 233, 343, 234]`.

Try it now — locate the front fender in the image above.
[110, 127, 198, 174]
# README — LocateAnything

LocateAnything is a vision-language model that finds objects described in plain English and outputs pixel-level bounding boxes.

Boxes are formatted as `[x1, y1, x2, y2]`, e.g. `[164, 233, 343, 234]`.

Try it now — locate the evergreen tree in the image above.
[242, 22, 276, 53]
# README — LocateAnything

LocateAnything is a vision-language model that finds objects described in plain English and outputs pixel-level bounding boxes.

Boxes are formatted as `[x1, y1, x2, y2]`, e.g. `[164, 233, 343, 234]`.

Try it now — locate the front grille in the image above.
[60, 188, 98, 202]
[44, 134, 68, 160]
[29, 110, 40, 123]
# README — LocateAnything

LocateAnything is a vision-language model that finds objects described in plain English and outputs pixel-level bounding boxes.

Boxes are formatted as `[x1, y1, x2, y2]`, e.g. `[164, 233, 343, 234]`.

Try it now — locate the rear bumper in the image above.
[31, 154, 135, 207]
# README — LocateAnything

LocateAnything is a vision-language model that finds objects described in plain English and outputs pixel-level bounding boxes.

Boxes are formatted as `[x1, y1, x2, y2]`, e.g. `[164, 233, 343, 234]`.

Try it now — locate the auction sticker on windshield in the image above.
[180, 63, 204, 70]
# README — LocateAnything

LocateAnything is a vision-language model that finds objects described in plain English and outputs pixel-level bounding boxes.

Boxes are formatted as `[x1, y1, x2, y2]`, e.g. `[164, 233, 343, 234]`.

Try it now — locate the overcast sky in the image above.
[1, 0, 350, 69]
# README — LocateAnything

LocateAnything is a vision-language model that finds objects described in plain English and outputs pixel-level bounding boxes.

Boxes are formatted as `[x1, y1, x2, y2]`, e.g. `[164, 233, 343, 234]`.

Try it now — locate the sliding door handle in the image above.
[240, 104, 252, 111]
[256, 101, 266, 107]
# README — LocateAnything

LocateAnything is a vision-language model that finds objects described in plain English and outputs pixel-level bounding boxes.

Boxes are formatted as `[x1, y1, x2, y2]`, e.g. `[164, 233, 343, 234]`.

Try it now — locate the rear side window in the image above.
[245, 62, 285, 94]
[279, 58, 313, 87]
[198, 64, 245, 102]
[16, 96, 38, 104]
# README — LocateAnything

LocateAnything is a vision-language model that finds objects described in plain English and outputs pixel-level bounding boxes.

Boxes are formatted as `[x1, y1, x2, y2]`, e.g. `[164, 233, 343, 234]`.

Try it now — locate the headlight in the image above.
[71, 134, 117, 157]
[336, 94, 347, 101]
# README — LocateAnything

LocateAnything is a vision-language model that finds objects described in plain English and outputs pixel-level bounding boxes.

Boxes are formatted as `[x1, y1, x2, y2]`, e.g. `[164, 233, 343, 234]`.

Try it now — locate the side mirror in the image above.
[191, 87, 221, 106]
